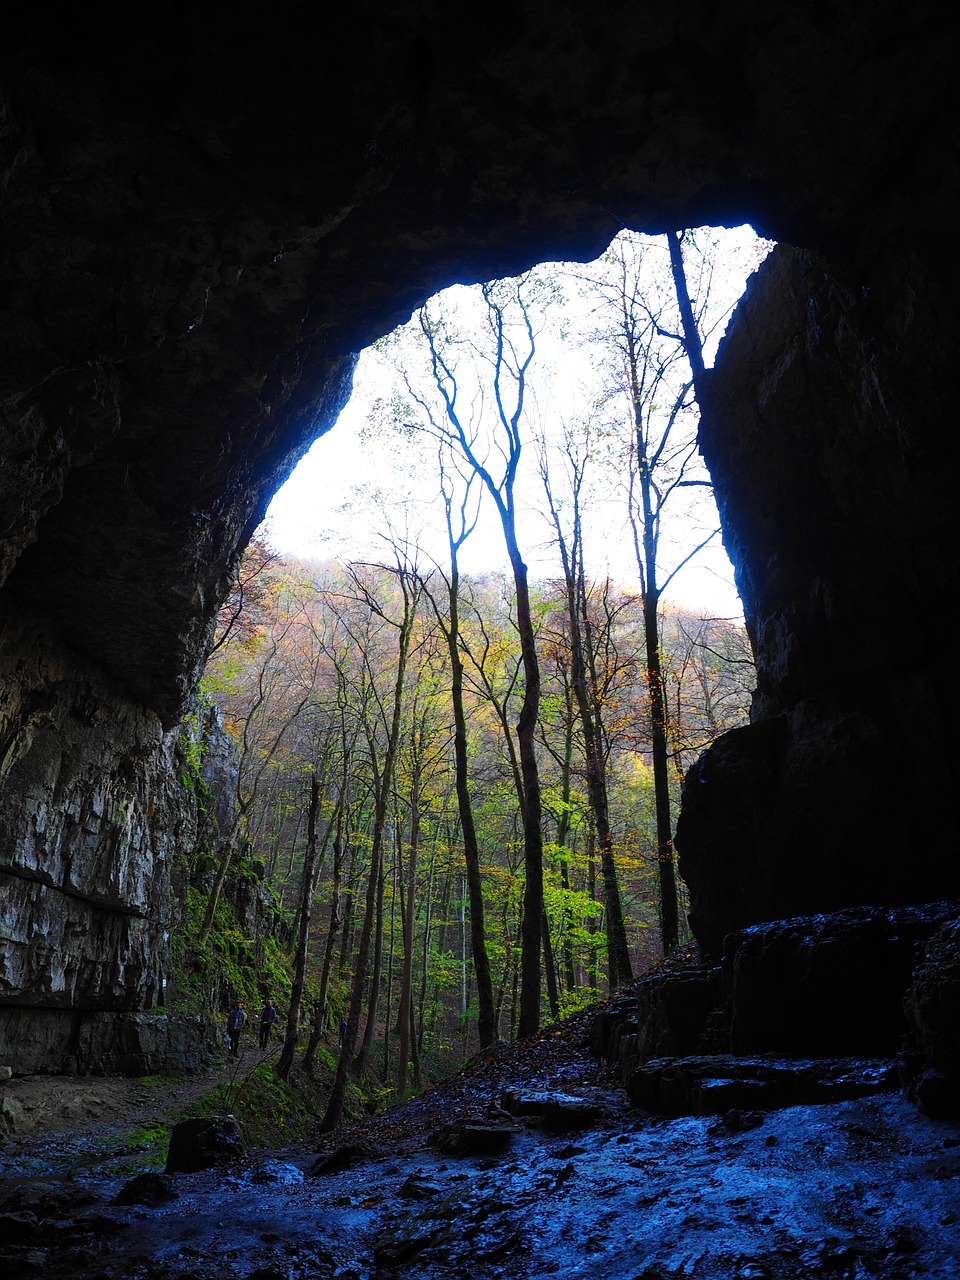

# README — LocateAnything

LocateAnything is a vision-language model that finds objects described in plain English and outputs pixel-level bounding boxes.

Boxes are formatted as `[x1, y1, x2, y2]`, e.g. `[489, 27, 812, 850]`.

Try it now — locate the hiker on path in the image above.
[227, 1001, 247, 1057]
[258, 998, 278, 1049]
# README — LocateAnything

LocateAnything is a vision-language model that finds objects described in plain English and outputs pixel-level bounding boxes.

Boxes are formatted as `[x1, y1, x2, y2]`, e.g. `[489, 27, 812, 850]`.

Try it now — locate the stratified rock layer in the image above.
[0, 605, 230, 1072]
[592, 903, 960, 1119]
[0, 606, 182, 1009]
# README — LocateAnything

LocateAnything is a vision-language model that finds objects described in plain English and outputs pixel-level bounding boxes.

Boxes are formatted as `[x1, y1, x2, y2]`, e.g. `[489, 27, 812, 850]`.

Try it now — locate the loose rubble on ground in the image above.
[2, 978, 959, 1280]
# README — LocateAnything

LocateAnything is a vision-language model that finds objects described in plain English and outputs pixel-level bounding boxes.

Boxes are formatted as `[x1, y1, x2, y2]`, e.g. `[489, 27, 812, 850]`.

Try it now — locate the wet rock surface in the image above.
[626, 1055, 900, 1117]
[3, 949, 960, 1277]
[1, 993, 959, 1280]
[1, 1088, 958, 1279]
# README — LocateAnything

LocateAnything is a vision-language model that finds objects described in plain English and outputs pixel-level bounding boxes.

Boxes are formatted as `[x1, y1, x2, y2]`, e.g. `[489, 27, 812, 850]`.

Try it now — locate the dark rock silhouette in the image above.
[902, 915, 960, 1119]
[113, 1172, 178, 1207]
[164, 1116, 245, 1175]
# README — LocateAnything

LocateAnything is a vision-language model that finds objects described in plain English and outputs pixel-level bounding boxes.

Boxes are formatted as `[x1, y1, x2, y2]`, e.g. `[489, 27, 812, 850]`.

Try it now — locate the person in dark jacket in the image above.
[258, 998, 278, 1049]
[227, 1001, 247, 1057]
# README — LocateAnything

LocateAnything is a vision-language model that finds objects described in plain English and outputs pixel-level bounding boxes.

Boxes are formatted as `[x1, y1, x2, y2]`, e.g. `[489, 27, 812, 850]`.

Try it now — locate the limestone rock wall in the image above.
[0, 1008, 212, 1078]
[676, 245, 960, 956]
[0, 604, 229, 1073]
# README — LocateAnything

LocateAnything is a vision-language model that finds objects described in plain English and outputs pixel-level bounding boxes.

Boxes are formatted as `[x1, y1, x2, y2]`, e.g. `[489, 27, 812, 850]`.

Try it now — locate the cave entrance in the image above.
[264, 223, 771, 620]
[202, 223, 769, 976]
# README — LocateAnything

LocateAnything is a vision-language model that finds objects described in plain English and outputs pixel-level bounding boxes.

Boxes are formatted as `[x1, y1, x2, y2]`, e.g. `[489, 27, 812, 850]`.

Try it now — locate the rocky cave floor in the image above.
[2, 1011, 960, 1280]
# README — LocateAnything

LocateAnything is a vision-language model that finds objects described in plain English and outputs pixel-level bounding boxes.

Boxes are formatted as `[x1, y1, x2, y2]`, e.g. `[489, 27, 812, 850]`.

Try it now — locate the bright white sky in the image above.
[262, 226, 773, 620]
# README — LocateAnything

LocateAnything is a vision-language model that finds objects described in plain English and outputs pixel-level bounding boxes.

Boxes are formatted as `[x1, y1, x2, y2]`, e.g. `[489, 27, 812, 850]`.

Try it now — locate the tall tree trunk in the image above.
[585, 821, 599, 992]
[629, 340, 680, 955]
[408, 992, 422, 1090]
[397, 756, 421, 1099]
[541, 908, 560, 1020]
[576, 574, 633, 989]
[543, 456, 633, 990]
[322, 578, 416, 1132]
[338, 880, 355, 976]
[417, 844, 437, 1046]
[382, 820, 399, 1085]
[644, 590, 679, 953]
[554, 696, 579, 994]
[355, 858, 385, 1077]
[276, 774, 321, 1080]
[199, 808, 247, 947]
[511, 549, 545, 1038]
[419, 280, 544, 1039]
[510, 904, 522, 1040]
[493, 896, 514, 1029]
[425, 865, 453, 1044]
[437, 537, 498, 1049]
[303, 803, 346, 1072]
[667, 230, 707, 388]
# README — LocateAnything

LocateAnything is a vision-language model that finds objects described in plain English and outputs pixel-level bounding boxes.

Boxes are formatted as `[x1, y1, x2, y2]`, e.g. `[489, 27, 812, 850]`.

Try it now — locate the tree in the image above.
[186, 227, 763, 1103]
[275, 771, 321, 1080]
[405, 276, 549, 1037]
[540, 429, 635, 989]
[587, 232, 720, 953]
[200, 571, 318, 948]
[322, 553, 420, 1129]
[418, 461, 499, 1050]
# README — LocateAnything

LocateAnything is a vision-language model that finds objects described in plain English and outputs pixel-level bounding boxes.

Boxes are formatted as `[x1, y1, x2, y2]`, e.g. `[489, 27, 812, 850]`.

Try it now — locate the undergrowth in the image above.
[183, 1054, 359, 1147]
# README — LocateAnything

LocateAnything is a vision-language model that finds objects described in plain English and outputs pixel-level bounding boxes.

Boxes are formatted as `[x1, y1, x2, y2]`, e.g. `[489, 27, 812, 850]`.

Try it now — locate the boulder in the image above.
[902, 915, 960, 1119]
[0, 1093, 29, 1135]
[626, 1055, 899, 1117]
[306, 1142, 372, 1176]
[114, 1172, 178, 1207]
[500, 1089, 603, 1132]
[164, 1116, 245, 1174]
[397, 1174, 445, 1201]
[589, 970, 721, 1069]
[725, 902, 960, 1056]
[433, 1123, 515, 1156]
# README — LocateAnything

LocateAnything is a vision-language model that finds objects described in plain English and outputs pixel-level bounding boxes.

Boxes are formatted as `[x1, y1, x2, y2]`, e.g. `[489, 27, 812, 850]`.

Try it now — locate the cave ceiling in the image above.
[1, 2, 956, 723]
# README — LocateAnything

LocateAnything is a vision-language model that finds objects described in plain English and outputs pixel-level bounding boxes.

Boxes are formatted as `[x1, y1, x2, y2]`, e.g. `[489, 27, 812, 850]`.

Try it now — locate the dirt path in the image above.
[2, 1056, 257, 1154]
[0, 1038, 301, 1152]
[1, 1071, 216, 1142]
[0, 1001, 608, 1162]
